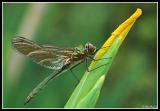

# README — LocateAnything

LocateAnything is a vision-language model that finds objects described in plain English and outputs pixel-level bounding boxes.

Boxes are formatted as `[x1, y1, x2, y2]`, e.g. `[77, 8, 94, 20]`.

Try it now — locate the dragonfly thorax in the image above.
[84, 43, 96, 55]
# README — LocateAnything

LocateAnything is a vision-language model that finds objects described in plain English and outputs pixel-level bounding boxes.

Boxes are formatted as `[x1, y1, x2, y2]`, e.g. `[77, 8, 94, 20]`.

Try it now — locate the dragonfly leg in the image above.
[87, 55, 112, 61]
[85, 58, 90, 72]
[88, 63, 110, 72]
[95, 45, 110, 52]
[69, 69, 80, 84]
[67, 60, 84, 83]
[84, 57, 111, 72]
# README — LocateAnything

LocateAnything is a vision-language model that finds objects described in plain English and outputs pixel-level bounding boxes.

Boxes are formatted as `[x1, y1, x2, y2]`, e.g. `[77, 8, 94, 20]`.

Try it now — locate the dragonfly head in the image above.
[84, 43, 97, 55]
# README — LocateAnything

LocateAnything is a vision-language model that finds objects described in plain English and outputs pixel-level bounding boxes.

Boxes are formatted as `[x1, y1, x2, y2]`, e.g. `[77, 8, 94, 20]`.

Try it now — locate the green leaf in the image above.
[65, 8, 142, 108]
[76, 75, 105, 108]
[65, 37, 121, 108]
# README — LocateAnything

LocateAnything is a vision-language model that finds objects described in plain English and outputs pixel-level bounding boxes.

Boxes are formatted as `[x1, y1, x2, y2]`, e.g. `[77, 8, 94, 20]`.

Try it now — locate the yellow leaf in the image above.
[95, 8, 142, 60]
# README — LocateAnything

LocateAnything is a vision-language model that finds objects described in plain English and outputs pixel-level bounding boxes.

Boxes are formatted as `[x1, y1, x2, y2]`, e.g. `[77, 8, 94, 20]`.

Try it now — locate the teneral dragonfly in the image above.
[12, 36, 98, 104]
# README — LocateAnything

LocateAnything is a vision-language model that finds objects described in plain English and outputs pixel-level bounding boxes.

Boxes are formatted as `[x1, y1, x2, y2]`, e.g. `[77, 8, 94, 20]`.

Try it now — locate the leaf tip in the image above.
[136, 8, 142, 16]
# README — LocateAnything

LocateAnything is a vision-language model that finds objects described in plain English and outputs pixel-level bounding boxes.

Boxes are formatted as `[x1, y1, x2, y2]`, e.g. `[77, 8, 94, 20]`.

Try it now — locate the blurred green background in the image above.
[3, 3, 157, 108]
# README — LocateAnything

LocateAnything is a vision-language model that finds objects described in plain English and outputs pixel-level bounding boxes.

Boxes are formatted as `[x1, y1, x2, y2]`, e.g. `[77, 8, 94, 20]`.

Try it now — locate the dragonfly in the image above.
[12, 36, 105, 105]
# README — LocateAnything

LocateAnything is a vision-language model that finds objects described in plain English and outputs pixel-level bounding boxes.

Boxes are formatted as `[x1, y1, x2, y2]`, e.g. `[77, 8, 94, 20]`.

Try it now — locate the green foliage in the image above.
[65, 36, 122, 108]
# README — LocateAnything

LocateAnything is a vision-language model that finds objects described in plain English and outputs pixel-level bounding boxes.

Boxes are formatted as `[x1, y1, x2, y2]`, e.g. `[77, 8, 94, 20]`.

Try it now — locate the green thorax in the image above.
[74, 45, 85, 54]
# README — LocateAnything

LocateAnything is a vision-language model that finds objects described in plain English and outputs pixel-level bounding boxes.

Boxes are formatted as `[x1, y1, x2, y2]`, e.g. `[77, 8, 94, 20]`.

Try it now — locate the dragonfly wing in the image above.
[12, 37, 74, 70]
[12, 36, 42, 55]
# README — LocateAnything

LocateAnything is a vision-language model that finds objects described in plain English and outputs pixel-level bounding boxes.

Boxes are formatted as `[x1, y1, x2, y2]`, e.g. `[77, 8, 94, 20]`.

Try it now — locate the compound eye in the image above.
[85, 43, 89, 49]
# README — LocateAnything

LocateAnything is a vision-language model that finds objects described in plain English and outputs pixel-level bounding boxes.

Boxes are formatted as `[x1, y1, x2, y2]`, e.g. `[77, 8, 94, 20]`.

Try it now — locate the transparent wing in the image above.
[12, 36, 74, 70]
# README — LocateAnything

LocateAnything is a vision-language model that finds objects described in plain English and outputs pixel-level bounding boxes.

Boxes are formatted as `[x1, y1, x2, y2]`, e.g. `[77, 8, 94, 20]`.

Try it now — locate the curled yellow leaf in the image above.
[95, 8, 142, 60]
